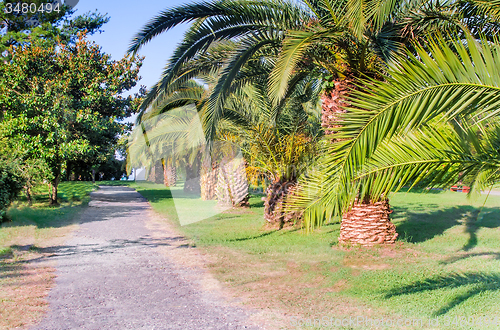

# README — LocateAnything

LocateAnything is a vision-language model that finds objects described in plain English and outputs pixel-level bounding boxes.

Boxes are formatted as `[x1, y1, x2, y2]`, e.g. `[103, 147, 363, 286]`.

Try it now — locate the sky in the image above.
[73, 0, 189, 100]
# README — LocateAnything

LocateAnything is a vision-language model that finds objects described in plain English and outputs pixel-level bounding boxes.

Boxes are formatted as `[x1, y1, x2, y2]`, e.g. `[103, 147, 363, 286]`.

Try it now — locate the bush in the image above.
[0, 162, 24, 221]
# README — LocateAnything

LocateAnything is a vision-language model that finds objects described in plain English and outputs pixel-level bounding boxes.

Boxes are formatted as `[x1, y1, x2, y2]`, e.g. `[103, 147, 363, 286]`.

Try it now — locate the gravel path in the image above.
[31, 186, 263, 330]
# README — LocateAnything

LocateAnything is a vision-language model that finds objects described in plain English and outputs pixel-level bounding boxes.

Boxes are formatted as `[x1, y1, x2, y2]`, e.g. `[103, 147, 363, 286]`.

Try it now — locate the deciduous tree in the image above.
[0, 34, 142, 205]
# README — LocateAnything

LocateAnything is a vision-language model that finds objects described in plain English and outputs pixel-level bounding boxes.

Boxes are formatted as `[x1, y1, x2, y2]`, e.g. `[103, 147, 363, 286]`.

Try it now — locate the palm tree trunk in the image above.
[321, 78, 352, 137]
[147, 164, 155, 182]
[264, 180, 299, 229]
[339, 199, 398, 246]
[161, 159, 176, 187]
[148, 161, 165, 184]
[184, 162, 200, 194]
[323, 79, 398, 245]
[200, 154, 218, 200]
[215, 157, 249, 206]
[154, 161, 164, 184]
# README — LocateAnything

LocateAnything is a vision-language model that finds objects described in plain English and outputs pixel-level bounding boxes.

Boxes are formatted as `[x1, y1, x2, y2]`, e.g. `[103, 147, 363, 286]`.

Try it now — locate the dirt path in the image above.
[31, 186, 264, 330]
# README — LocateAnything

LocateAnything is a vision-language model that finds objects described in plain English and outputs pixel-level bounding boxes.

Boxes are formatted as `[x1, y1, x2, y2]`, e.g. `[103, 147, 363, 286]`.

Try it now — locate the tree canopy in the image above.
[0, 33, 143, 204]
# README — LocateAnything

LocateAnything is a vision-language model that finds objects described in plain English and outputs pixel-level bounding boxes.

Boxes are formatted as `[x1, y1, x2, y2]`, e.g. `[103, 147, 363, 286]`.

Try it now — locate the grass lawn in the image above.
[0, 181, 96, 330]
[129, 181, 500, 330]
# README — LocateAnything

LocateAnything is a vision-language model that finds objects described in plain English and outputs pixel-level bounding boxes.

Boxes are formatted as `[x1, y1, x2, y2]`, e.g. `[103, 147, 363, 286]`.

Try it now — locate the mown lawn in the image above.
[130, 181, 500, 330]
[1, 181, 97, 256]
[0, 181, 97, 330]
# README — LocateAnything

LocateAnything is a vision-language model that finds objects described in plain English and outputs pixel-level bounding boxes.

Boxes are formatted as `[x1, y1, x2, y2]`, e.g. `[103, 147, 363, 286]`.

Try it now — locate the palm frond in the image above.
[293, 32, 500, 228]
[204, 31, 280, 144]
[356, 124, 500, 198]
[268, 27, 341, 104]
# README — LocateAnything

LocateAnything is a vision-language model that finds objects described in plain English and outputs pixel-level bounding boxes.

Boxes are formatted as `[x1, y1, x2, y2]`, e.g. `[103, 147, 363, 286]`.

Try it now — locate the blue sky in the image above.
[74, 0, 189, 96]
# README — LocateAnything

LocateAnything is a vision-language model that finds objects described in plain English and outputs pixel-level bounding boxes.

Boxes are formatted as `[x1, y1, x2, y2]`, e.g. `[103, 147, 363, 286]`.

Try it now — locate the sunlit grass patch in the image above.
[137, 184, 500, 329]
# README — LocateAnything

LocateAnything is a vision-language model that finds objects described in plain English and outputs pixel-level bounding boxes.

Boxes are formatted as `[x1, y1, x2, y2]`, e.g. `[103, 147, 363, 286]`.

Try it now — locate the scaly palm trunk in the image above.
[215, 157, 249, 206]
[200, 154, 218, 200]
[147, 164, 155, 182]
[339, 199, 398, 246]
[148, 161, 164, 184]
[154, 161, 164, 184]
[161, 159, 176, 187]
[263, 180, 300, 229]
[183, 155, 201, 194]
[322, 79, 398, 245]
[321, 79, 351, 137]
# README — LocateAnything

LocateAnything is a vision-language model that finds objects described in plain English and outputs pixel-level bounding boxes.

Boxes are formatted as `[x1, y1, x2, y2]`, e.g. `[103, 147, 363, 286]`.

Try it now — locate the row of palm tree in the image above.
[127, 0, 500, 245]
[127, 60, 322, 225]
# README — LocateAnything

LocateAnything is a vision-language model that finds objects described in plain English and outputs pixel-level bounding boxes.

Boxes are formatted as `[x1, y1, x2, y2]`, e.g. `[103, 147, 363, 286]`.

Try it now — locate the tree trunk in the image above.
[147, 161, 164, 184]
[147, 164, 155, 182]
[215, 157, 249, 207]
[162, 159, 177, 187]
[91, 169, 96, 184]
[154, 161, 163, 184]
[25, 186, 32, 206]
[339, 199, 398, 246]
[200, 154, 218, 200]
[321, 78, 353, 137]
[183, 162, 200, 194]
[264, 180, 300, 229]
[49, 174, 60, 206]
[324, 79, 397, 245]
[66, 162, 72, 181]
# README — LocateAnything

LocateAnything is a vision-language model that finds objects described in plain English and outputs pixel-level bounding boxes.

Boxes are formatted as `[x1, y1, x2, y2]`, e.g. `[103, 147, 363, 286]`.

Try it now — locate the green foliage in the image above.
[96, 156, 126, 181]
[128, 0, 315, 142]
[0, 161, 24, 221]
[0, 0, 110, 55]
[293, 33, 500, 230]
[0, 34, 143, 203]
[127, 105, 205, 177]
[131, 0, 500, 231]
[219, 84, 322, 185]
[0, 0, 68, 54]
[129, 0, 500, 143]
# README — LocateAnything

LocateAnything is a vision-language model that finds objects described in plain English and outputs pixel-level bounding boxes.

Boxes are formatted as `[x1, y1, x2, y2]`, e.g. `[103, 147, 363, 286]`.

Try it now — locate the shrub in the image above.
[0, 161, 24, 221]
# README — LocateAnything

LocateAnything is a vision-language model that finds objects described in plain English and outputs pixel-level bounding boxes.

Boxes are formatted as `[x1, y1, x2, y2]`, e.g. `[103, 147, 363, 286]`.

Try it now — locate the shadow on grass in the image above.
[0, 264, 30, 280]
[5, 204, 86, 229]
[5, 186, 150, 230]
[385, 272, 500, 316]
[441, 252, 500, 265]
[248, 194, 265, 208]
[136, 188, 205, 202]
[394, 205, 500, 250]
[225, 230, 276, 242]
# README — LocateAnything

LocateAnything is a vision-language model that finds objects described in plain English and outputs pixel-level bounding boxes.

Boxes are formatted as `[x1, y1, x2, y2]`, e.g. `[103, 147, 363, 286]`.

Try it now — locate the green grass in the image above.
[1, 181, 98, 329]
[130, 181, 500, 330]
[1, 181, 97, 256]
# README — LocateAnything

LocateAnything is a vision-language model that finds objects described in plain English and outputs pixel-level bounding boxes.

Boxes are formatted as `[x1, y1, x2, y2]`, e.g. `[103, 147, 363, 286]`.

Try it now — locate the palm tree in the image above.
[219, 85, 323, 227]
[129, 0, 500, 243]
[128, 99, 251, 204]
[133, 42, 248, 200]
[126, 105, 204, 192]
[293, 33, 500, 245]
[213, 144, 250, 207]
[268, 0, 500, 244]
[128, 0, 500, 135]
